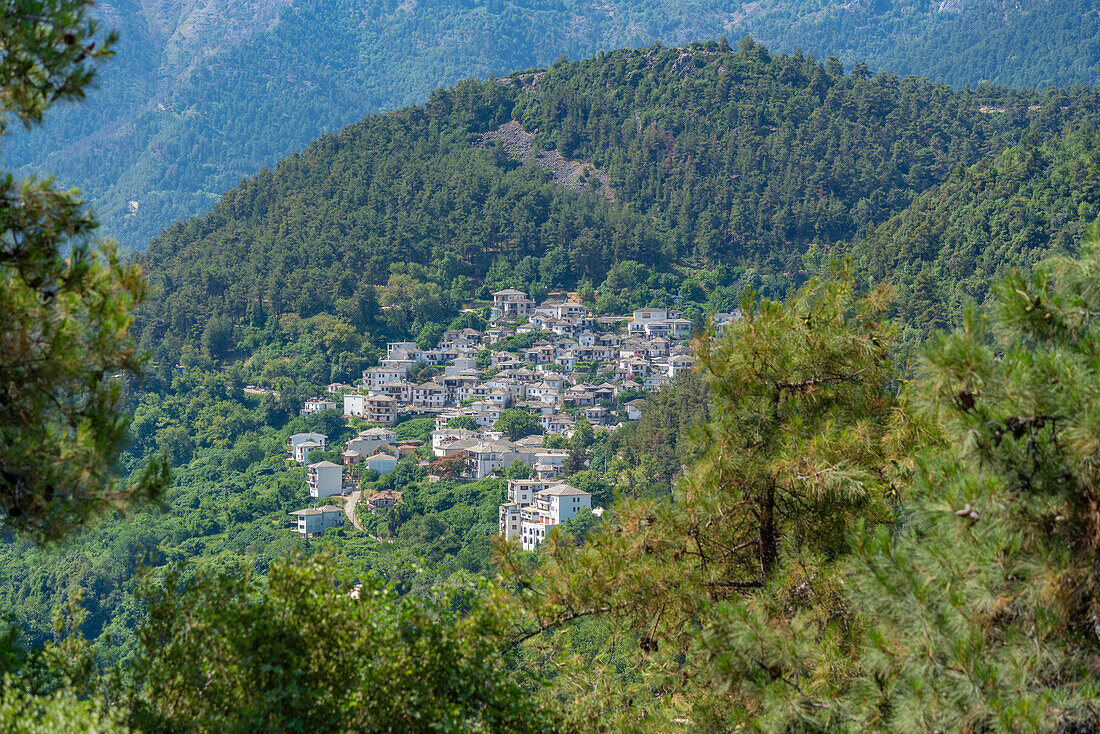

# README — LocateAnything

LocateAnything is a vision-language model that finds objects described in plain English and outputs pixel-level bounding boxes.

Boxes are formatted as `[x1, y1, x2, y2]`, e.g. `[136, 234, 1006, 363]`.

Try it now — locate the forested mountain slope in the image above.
[852, 128, 1100, 338]
[137, 40, 1100, 356]
[6, 0, 1097, 251]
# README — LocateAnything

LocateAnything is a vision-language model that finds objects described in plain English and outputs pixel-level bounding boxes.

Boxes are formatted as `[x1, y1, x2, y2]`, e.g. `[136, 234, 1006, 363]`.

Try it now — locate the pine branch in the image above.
[505, 604, 626, 651]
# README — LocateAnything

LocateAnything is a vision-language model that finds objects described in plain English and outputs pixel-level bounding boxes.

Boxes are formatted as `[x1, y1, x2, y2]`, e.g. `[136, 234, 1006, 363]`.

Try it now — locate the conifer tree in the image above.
[820, 240, 1100, 731]
[0, 1, 169, 539]
[502, 266, 913, 723]
[680, 243, 1100, 731]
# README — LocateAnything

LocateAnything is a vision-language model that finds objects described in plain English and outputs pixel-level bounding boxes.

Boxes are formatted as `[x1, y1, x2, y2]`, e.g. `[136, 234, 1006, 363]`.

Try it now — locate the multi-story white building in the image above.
[362, 366, 407, 391]
[466, 440, 523, 479]
[490, 289, 535, 321]
[307, 461, 343, 498]
[363, 393, 397, 425]
[517, 483, 593, 550]
[628, 307, 684, 335]
[499, 503, 523, 541]
[344, 393, 368, 418]
[525, 381, 558, 403]
[345, 392, 397, 424]
[499, 479, 556, 541]
[520, 449, 567, 473]
[668, 354, 696, 378]
[382, 380, 414, 403]
[432, 428, 482, 456]
[348, 427, 396, 456]
[289, 506, 345, 536]
[445, 356, 478, 375]
[546, 415, 575, 436]
[294, 440, 323, 464]
[435, 437, 480, 458]
[387, 341, 419, 355]
[289, 432, 327, 463]
[411, 381, 447, 408]
[508, 478, 553, 505]
[458, 382, 492, 403]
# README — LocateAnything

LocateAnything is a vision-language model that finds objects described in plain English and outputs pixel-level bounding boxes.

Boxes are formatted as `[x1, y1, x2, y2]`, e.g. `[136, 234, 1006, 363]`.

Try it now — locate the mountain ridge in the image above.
[6, 0, 1097, 251]
[135, 40, 1100, 359]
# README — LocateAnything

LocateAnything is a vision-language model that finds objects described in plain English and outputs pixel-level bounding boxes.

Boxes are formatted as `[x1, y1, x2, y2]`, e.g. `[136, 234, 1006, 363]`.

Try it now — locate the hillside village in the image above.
[286, 288, 739, 547]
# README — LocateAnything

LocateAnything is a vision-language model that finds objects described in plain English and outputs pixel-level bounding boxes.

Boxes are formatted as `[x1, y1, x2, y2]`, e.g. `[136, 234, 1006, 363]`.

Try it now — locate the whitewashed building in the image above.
[302, 398, 339, 415]
[490, 289, 535, 321]
[290, 506, 345, 536]
[348, 427, 396, 456]
[518, 483, 593, 550]
[307, 461, 343, 498]
[289, 432, 327, 463]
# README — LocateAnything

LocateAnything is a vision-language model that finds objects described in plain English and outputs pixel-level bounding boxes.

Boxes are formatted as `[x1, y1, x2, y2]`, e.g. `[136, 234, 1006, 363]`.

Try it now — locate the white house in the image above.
[294, 440, 323, 464]
[387, 341, 419, 355]
[289, 432, 327, 451]
[362, 393, 397, 426]
[522, 449, 568, 472]
[381, 379, 414, 403]
[499, 478, 556, 542]
[499, 503, 523, 541]
[362, 366, 407, 390]
[289, 432, 327, 463]
[466, 440, 522, 479]
[411, 381, 447, 408]
[507, 478, 552, 506]
[490, 289, 535, 321]
[289, 506, 345, 536]
[435, 437, 481, 458]
[365, 453, 399, 476]
[343, 393, 367, 418]
[546, 415, 575, 436]
[583, 405, 610, 425]
[307, 460, 343, 498]
[445, 357, 478, 375]
[302, 398, 338, 415]
[668, 354, 696, 378]
[432, 428, 482, 456]
[348, 427, 396, 456]
[628, 307, 683, 335]
[553, 301, 589, 320]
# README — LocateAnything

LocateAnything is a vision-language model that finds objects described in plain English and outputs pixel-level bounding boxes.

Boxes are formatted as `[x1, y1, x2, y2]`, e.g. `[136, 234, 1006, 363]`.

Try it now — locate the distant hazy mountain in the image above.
[9, 0, 1098, 250]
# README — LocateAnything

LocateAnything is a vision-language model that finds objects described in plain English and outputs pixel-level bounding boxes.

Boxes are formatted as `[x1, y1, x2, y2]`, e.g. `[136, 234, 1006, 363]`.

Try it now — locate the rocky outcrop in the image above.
[479, 121, 616, 202]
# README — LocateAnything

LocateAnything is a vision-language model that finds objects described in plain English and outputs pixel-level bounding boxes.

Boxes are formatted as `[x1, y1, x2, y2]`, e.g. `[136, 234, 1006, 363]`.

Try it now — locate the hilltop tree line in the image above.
[137, 39, 1100, 364]
[6, 0, 1096, 252]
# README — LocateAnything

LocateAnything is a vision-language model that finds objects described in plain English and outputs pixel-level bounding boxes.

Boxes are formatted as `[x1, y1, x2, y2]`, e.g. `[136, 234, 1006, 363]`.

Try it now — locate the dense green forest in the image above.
[853, 127, 1100, 338]
[4, 0, 1097, 251]
[11, 246, 1100, 731]
[137, 40, 1100, 359]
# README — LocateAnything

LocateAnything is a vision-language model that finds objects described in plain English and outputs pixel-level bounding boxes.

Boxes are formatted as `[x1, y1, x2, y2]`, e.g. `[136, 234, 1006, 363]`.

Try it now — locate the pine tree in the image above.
[824, 239, 1100, 731]
[691, 241, 1100, 731]
[0, 1, 169, 540]
[502, 264, 913, 724]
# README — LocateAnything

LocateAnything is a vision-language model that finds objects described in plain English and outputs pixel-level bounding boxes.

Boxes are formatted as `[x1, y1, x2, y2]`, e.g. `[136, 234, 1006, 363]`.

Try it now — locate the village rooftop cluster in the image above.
[287, 289, 740, 546]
